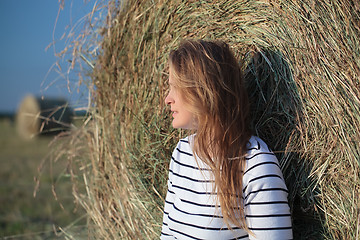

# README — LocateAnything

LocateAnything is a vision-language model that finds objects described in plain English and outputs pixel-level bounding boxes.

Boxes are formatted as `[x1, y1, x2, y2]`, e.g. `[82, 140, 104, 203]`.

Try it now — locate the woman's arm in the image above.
[243, 140, 293, 239]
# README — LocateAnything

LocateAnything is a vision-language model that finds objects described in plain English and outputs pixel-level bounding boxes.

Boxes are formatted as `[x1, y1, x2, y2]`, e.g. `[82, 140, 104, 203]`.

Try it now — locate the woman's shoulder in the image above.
[245, 136, 280, 169]
[246, 135, 272, 154]
[243, 136, 285, 188]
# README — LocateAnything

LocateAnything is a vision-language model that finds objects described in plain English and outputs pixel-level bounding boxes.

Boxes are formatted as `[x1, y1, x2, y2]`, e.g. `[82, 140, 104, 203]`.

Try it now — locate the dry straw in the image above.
[63, 0, 360, 239]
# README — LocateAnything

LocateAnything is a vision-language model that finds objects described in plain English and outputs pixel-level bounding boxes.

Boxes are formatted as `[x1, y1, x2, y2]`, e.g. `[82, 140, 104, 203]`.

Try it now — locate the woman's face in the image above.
[164, 66, 197, 130]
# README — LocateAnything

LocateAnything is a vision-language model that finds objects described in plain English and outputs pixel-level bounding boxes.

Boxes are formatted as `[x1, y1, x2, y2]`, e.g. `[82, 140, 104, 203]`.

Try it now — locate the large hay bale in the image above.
[16, 95, 73, 139]
[68, 0, 360, 239]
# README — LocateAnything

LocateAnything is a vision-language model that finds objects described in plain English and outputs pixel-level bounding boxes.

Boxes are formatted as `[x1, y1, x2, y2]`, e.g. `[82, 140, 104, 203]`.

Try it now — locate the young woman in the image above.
[161, 40, 292, 240]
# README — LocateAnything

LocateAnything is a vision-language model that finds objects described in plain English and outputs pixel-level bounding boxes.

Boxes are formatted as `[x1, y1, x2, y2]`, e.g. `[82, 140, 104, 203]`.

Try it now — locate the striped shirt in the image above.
[160, 135, 293, 240]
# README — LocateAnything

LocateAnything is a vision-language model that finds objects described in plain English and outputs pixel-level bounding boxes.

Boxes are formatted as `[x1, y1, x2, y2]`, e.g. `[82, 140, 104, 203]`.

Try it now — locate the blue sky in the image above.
[0, 0, 98, 113]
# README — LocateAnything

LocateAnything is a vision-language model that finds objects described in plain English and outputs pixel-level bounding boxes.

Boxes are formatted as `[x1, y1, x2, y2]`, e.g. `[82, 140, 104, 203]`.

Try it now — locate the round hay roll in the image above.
[16, 95, 73, 139]
[63, 0, 360, 238]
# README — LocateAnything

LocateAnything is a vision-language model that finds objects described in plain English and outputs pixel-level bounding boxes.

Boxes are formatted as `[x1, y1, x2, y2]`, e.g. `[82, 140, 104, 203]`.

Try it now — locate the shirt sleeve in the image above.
[243, 152, 293, 239]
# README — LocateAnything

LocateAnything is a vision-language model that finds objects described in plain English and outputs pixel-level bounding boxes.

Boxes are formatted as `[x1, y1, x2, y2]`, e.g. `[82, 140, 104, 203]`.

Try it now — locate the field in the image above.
[0, 117, 86, 239]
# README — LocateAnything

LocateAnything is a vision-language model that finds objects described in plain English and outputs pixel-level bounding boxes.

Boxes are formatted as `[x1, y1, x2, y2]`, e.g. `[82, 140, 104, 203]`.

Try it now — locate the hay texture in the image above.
[74, 0, 360, 239]
[16, 95, 73, 139]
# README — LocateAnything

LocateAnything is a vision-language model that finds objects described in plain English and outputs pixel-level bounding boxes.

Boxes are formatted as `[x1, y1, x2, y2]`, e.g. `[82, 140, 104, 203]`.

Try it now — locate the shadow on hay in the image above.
[244, 49, 324, 239]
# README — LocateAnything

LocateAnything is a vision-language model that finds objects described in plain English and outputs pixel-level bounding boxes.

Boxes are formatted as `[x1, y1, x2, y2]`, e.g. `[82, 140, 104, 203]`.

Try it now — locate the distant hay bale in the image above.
[65, 0, 360, 239]
[16, 95, 73, 139]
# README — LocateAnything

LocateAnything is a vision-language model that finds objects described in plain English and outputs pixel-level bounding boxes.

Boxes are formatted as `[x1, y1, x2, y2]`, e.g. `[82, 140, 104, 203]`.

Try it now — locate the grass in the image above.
[0, 117, 86, 239]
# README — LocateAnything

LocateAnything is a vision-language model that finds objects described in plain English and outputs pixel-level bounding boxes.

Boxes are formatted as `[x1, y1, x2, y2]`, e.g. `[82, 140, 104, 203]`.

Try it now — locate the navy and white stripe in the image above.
[161, 135, 293, 239]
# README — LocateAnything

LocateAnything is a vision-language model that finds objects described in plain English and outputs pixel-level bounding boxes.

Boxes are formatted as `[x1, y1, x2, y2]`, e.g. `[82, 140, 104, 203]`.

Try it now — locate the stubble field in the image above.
[0, 117, 86, 239]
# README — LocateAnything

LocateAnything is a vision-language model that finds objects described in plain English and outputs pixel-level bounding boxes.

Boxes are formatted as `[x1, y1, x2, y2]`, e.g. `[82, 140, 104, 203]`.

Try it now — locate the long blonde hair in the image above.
[169, 39, 252, 229]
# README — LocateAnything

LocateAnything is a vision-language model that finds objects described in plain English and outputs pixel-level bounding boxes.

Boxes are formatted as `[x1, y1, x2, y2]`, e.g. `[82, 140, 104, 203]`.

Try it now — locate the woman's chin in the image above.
[172, 121, 180, 129]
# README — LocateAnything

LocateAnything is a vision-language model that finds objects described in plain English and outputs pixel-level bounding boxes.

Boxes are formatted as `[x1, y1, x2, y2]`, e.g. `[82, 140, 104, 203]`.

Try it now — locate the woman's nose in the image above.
[165, 92, 174, 105]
